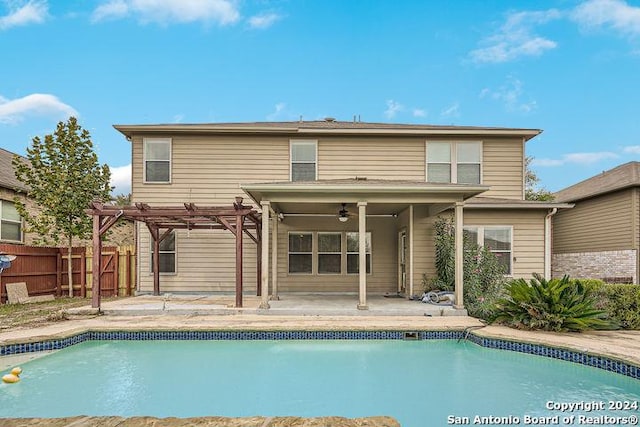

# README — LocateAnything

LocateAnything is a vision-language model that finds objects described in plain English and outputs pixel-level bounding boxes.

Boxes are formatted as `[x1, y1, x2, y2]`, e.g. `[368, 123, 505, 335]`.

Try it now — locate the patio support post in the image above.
[454, 202, 464, 309]
[91, 214, 102, 309]
[260, 201, 270, 309]
[409, 204, 414, 298]
[357, 201, 368, 310]
[236, 213, 244, 308]
[271, 208, 279, 300]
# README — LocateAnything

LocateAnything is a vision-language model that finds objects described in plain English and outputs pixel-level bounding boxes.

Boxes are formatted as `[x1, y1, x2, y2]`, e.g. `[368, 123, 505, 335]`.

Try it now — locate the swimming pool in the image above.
[2, 338, 639, 427]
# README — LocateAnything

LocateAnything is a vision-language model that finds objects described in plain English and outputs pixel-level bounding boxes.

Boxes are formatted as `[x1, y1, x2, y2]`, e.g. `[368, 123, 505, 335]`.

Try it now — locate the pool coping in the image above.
[2, 319, 639, 381]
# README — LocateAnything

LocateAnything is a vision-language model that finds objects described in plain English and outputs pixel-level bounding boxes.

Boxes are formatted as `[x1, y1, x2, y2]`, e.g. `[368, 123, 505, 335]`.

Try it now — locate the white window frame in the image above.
[288, 231, 313, 274]
[290, 140, 318, 181]
[346, 231, 372, 275]
[426, 141, 483, 184]
[317, 232, 342, 275]
[463, 225, 513, 275]
[0, 200, 23, 243]
[143, 138, 172, 184]
[149, 230, 177, 275]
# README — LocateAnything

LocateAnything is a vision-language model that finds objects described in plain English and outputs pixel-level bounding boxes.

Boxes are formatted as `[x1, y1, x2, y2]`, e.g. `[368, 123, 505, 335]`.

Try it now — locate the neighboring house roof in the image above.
[554, 161, 640, 203]
[114, 120, 542, 141]
[0, 148, 28, 192]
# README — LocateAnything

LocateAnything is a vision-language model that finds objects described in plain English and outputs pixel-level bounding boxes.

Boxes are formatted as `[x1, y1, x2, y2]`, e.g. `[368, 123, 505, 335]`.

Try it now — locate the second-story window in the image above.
[426, 141, 481, 184]
[144, 138, 171, 183]
[290, 140, 317, 181]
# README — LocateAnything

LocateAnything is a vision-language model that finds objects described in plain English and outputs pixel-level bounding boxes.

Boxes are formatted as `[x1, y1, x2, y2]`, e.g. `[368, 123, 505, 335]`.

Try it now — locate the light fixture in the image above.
[338, 203, 349, 222]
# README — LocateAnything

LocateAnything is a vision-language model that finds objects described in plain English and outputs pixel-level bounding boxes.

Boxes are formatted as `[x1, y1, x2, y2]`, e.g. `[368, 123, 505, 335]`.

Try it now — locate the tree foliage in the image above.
[429, 216, 507, 319]
[12, 117, 112, 295]
[525, 156, 554, 201]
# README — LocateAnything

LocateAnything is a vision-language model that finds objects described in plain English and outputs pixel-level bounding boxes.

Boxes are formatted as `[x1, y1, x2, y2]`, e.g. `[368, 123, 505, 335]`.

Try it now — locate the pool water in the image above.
[1, 340, 639, 426]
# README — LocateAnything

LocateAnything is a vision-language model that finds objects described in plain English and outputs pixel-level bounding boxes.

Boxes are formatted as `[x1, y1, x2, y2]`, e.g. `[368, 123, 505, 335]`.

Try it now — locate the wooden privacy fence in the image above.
[0, 244, 136, 304]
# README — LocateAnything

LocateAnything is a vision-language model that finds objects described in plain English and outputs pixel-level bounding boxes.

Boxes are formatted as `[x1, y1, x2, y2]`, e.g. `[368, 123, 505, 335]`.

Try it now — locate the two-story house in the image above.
[111, 119, 570, 310]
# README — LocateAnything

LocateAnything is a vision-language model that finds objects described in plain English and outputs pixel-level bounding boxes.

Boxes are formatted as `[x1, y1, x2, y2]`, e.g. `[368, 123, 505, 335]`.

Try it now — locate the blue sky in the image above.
[1, 0, 639, 195]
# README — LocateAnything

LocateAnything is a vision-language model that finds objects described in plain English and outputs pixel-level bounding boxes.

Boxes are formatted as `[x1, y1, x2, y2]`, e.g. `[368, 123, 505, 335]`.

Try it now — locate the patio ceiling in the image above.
[241, 179, 490, 215]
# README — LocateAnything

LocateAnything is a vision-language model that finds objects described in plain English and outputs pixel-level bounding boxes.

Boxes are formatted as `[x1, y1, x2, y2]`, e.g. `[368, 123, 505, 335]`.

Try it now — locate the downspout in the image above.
[544, 208, 558, 280]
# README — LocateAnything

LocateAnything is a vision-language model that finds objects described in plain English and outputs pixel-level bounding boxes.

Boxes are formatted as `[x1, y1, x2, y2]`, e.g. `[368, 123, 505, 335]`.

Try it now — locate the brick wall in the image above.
[552, 249, 637, 283]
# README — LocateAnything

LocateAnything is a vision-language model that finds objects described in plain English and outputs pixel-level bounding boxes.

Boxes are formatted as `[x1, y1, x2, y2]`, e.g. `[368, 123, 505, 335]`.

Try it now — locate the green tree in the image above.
[13, 117, 112, 297]
[111, 193, 131, 206]
[525, 156, 554, 201]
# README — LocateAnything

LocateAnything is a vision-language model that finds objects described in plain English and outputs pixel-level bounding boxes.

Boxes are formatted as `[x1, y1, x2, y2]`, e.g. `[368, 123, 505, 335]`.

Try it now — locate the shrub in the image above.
[593, 283, 640, 330]
[492, 274, 614, 332]
[430, 216, 507, 320]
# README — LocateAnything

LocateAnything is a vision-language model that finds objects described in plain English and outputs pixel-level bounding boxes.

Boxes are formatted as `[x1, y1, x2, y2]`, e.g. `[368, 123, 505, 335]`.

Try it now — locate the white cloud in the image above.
[384, 100, 404, 119]
[412, 108, 427, 118]
[0, 0, 48, 30]
[248, 12, 280, 29]
[531, 158, 564, 167]
[480, 77, 537, 113]
[440, 102, 460, 118]
[623, 145, 640, 154]
[110, 164, 131, 195]
[91, 0, 240, 25]
[532, 151, 619, 167]
[0, 93, 78, 124]
[266, 102, 286, 120]
[572, 0, 640, 36]
[470, 9, 561, 63]
[172, 113, 184, 123]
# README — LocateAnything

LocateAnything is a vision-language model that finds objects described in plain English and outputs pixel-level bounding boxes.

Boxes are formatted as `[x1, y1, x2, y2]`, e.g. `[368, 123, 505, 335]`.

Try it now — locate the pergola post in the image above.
[271, 209, 279, 300]
[256, 230, 262, 297]
[91, 214, 102, 309]
[148, 226, 161, 296]
[260, 201, 270, 309]
[235, 213, 244, 308]
[357, 201, 368, 310]
[454, 202, 464, 309]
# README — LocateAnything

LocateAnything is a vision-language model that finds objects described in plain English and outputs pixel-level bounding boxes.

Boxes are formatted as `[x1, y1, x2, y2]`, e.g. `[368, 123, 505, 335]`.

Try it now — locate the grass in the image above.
[0, 297, 119, 330]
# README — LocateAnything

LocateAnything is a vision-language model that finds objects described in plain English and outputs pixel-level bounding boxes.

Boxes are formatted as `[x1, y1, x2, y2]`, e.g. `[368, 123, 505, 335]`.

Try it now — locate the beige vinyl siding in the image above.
[464, 209, 545, 278]
[481, 138, 524, 199]
[138, 227, 260, 294]
[318, 137, 425, 180]
[553, 189, 635, 253]
[276, 217, 397, 293]
[409, 207, 544, 284]
[132, 135, 290, 205]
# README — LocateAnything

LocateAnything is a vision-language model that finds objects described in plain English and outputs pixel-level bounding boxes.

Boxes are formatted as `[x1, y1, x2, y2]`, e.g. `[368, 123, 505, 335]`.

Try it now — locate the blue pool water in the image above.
[1, 340, 639, 426]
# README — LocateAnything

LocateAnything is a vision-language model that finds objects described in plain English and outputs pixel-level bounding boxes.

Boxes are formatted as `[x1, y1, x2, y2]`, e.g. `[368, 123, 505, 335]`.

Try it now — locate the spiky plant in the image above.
[492, 274, 615, 332]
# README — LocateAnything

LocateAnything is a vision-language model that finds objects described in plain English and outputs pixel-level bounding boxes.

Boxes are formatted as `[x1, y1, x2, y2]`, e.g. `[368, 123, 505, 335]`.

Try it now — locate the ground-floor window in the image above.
[289, 232, 313, 274]
[150, 230, 177, 274]
[463, 226, 512, 274]
[318, 232, 341, 274]
[0, 200, 22, 243]
[287, 231, 372, 275]
[346, 232, 372, 274]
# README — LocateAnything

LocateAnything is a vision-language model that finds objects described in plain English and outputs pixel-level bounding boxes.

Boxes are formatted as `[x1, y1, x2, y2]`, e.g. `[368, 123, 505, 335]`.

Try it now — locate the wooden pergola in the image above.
[87, 197, 261, 310]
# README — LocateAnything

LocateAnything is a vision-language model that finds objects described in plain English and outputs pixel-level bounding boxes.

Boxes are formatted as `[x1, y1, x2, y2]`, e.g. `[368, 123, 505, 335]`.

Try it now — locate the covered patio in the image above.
[242, 179, 489, 310]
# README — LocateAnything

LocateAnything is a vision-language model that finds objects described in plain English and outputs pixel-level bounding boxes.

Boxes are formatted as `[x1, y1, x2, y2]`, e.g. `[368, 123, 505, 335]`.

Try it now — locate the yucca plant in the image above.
[492, 274, 615, 332]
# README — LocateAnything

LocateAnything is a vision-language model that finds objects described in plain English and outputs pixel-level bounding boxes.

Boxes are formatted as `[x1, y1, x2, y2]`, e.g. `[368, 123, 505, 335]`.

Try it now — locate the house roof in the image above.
[114, 120, 542, 141]
[465, 196, 573, 209]
[554, 162, 640, 203]
[0, 148, 28, 192]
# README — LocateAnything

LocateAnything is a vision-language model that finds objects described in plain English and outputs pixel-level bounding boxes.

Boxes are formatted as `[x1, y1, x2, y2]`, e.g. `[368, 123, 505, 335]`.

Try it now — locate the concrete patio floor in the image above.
[66, 294, 466, 317]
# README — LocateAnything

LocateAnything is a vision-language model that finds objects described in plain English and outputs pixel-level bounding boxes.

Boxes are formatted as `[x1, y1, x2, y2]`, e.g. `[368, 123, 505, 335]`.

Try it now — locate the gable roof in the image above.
[114, 120, 542, 141]
[554, 161, 640, 203]
[0, 148, 28, 192]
